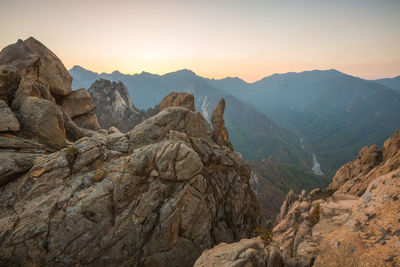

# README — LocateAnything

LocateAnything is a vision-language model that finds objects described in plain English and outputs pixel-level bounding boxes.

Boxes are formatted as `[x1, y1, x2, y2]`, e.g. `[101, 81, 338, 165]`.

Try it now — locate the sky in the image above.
[1, 0, 399, 82]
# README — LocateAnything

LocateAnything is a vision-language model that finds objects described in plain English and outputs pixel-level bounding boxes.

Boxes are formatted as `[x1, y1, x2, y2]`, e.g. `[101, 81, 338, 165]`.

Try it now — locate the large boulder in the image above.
[0, 37, 72, 97]
[0, 100, 20, 132]
[60, 88, 96, 118]
[159, 92, 195, 112]
[0, 65, 20, 103]
[73, 112, 100, 131]
[17, 97, 66, 149]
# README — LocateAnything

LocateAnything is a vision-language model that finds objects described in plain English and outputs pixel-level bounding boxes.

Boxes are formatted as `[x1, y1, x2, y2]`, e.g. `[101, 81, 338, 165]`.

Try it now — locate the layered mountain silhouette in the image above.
[374, 75, 400, 91]
[70, 66, 312, 169]
[70, 66, 400, 176]
[209, 70, 400, 175]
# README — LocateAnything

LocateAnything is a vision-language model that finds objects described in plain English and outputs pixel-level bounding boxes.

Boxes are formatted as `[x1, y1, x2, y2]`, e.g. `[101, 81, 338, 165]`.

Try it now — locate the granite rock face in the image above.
[17, 97, 66, 149]
[88, 79, 158, 133]
[0, 37, 72, 98]
[60, 88, 96, 118]
[0, 102, 260, 266]
[0, 37, 100, 150]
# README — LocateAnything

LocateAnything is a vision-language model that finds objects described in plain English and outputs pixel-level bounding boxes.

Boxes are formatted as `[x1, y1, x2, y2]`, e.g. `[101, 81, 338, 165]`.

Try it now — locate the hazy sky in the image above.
[1, 0, 399, 82]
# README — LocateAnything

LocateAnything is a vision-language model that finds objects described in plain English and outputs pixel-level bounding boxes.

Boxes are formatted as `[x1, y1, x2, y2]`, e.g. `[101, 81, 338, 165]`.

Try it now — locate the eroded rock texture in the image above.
[160, 92, 195, 112]
[0, 103, 260, 266]
[197, 131, 400, 267]
[0, 37, 100, 149]
[88, 79, 158, 133]
[272, 131, 400, 266]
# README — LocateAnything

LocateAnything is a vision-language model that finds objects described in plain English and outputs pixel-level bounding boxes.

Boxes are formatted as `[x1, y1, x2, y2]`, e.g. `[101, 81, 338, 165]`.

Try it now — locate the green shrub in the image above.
[254, 227, 273, 247]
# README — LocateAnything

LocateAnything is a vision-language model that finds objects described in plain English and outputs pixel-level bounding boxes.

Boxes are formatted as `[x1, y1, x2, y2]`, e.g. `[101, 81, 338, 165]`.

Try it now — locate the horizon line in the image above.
[69, 65, 400, 84]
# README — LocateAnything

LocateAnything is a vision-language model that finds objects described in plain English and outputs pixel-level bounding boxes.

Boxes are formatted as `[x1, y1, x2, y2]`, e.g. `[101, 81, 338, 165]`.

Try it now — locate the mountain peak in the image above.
[165, 69, 196, 77]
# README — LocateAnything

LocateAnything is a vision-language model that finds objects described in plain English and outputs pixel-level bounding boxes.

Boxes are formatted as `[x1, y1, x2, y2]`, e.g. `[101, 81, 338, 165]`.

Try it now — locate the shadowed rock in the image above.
[0, 100, 20, 132]
[0, 65, 20, 104]
[60, 88, 96, 118]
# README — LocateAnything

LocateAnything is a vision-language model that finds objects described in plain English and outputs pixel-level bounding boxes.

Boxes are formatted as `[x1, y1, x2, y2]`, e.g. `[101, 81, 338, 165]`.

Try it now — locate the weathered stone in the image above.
[60, 88, 96, 118]
[0, 65, 20, 103]
[194, 238, 283, 267]
[211, 98, 229, 146]
[272, 131, 400, 267]
[11, 75, 55, 109]
[0, 37, 72, 97]
[72, 112, 100, 131]
[0, 100, 20, 131]
[17, 97, 66, 149]
[0, 152, 44, 186]
[159, 92, 195, 112]
[0, 39, 261, 267]
[0, 95, 260, 266]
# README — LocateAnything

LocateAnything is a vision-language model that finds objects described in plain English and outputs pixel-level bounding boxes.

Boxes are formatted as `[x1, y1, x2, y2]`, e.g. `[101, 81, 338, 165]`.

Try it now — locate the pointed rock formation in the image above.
[211, 98, 230, 147]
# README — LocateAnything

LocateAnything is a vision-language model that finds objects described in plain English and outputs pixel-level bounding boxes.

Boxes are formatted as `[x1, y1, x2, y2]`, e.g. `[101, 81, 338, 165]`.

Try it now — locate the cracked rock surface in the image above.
[0, 105, 260, 266]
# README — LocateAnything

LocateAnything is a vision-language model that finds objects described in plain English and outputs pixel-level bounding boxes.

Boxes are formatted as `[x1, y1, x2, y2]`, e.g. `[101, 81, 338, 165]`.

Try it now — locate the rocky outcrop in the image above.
[160, 92, 195, 112]
[88, 79, 158, 133]
[0, 100, 20, 132]
[0, 37, 72, 98]
[0, 37, 100, 150]
[271, 131, 400, 266]
[211, 98, 230, 147]
[0, 105, 260, 266]
[194, 237, 283, 267]
[198, 131, 400, 267]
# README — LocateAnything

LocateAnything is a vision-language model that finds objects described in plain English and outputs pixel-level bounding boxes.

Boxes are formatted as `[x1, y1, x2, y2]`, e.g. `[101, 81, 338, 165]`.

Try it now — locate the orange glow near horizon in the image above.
[1, 0, 399, 82]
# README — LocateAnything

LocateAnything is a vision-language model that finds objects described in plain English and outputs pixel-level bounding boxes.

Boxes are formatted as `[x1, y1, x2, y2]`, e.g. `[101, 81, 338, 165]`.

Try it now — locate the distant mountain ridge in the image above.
[70, 66, 400, 176]
[209, 69, 400, 175]
[70, 66, 312, 169]
[373, 75, 400, 91]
